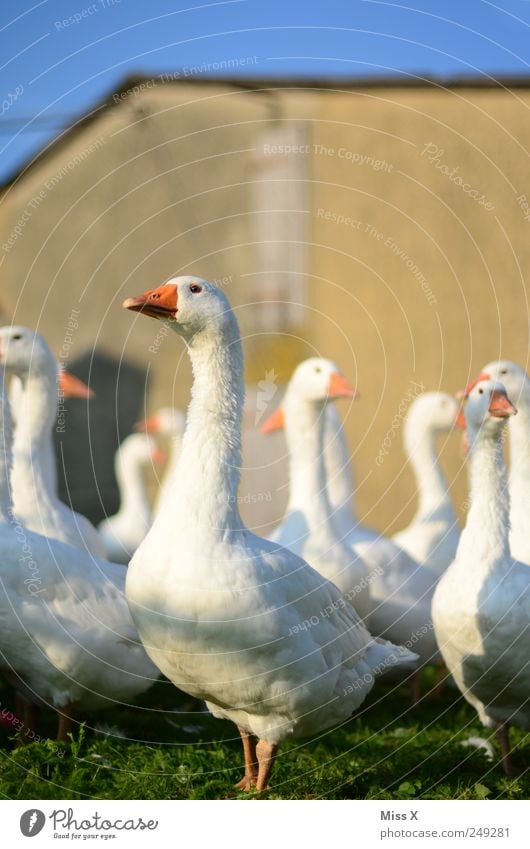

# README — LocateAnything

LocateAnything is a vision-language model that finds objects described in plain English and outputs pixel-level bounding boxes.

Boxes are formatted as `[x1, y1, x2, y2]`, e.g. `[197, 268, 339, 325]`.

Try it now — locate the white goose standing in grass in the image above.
[0, 326, 106, 557]
[464, 360, 530, 565]
[432, 379, 530, 775]
[261, 358, 371, 619]
[392, 391, 461, 578]
[98, 433, 164, 564]
[0, 371, 160, 740]
[263, 361, 439, 698]
[123, 276, 417, 792]
[137, 407, 185, 516]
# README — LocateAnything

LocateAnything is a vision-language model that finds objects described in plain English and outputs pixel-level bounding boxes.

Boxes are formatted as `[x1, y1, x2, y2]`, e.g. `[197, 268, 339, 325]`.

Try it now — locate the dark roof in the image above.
[3, 71, 530, 189]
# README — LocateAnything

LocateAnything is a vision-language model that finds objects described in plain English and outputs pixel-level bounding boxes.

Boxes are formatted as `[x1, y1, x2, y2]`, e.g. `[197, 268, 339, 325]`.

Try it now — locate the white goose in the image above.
[0, 372, 160, 739]
[432, 379, 530, 775]
[98, 433, 163, 563]
[0, 326, 106, 557]
[392, 392, 461, 578]
[123, 276, 417, 792]
[262, 359, 370, 619]
[9, 368, 92, 496]
[465, 360, 530, 565]
[263, 361, 439, 693]
[137, 407, 185, 516]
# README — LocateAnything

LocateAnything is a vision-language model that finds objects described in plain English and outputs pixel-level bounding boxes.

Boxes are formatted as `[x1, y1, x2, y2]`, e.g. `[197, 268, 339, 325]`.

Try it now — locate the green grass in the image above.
[0, 672, 528, 800]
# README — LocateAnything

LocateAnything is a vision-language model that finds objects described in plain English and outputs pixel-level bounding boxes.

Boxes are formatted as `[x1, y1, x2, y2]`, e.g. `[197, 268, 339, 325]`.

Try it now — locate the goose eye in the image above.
[500, 369, 508, 375]
[314, 367, 321, 373]
[478, 388, 484, 394]
[189, 284, 202, 294]
[12, 334, 22, 341]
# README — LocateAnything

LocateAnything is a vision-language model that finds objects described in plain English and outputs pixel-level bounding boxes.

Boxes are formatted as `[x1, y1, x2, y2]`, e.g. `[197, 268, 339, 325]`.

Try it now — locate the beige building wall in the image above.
[1, 78, 528, 531]
[309, 85, 530, 533]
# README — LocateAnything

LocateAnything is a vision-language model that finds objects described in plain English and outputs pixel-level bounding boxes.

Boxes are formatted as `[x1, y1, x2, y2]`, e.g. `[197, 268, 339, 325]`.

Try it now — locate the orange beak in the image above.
[460, 371, 491, 399]
[489, 389, 517, 418]
[58, 370, 94, 399]
[123, 283, 178, 320]
[327, 372, 357, 400]
[260, 407, 285, 434]
[135, 414, 161, 433]
[455, 405, 467, 429]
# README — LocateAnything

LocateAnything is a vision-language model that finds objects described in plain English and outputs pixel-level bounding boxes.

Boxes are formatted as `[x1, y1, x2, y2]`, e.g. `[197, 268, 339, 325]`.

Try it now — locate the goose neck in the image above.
[458, 427, 510, 570]
[13, 369, 57, 451]
[158, 325, 244, 534]
[324, 405, 358, 525]
[115, 452, 151, 522]
[284, 393, 335, 534]
[405, 423, 454, 520]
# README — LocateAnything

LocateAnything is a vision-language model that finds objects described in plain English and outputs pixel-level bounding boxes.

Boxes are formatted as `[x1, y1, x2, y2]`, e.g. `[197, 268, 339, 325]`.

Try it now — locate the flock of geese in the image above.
[0, 275, 528, 793]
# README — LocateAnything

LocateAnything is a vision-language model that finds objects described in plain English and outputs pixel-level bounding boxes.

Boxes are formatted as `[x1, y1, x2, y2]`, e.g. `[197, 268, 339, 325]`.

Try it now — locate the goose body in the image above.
[123, 276, 417, 789]
[265, 373, 439, 668]
[1, 326, 106, 557]
[98, 433, 160, 563]
[263, 359, 370, 619]
[432, 379, 530, 771]
[392, 391, 461, 577]
[0, 375, 159, 724]
[467, 360, 530, 565]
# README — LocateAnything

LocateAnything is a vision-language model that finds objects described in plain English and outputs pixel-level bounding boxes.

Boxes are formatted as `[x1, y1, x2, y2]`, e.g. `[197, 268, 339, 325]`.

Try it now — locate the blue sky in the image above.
[1, 0, 529, 180]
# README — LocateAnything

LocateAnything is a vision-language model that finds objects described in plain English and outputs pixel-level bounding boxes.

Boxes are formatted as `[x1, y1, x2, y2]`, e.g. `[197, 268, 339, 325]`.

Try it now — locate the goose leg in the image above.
[57, 704, 77, 742]
[234, 727, 259, 791]
[496, 722, 515, 777]
[255, 739, 278, 792]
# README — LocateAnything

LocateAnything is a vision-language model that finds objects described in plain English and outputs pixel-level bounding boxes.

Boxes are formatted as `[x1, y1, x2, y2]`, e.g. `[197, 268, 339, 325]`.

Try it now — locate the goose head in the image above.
[0, 326, 54, 382]
[405, 391, 461, 441]
[463, 360, 530, 410]
[0, 326, 93, 398]
[463, 379, 517, 441]
[123, 276, 236, 341]
[118, 432, 165, 467]
[261, 358, 355, 434]
[136, 406, 185, 437]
